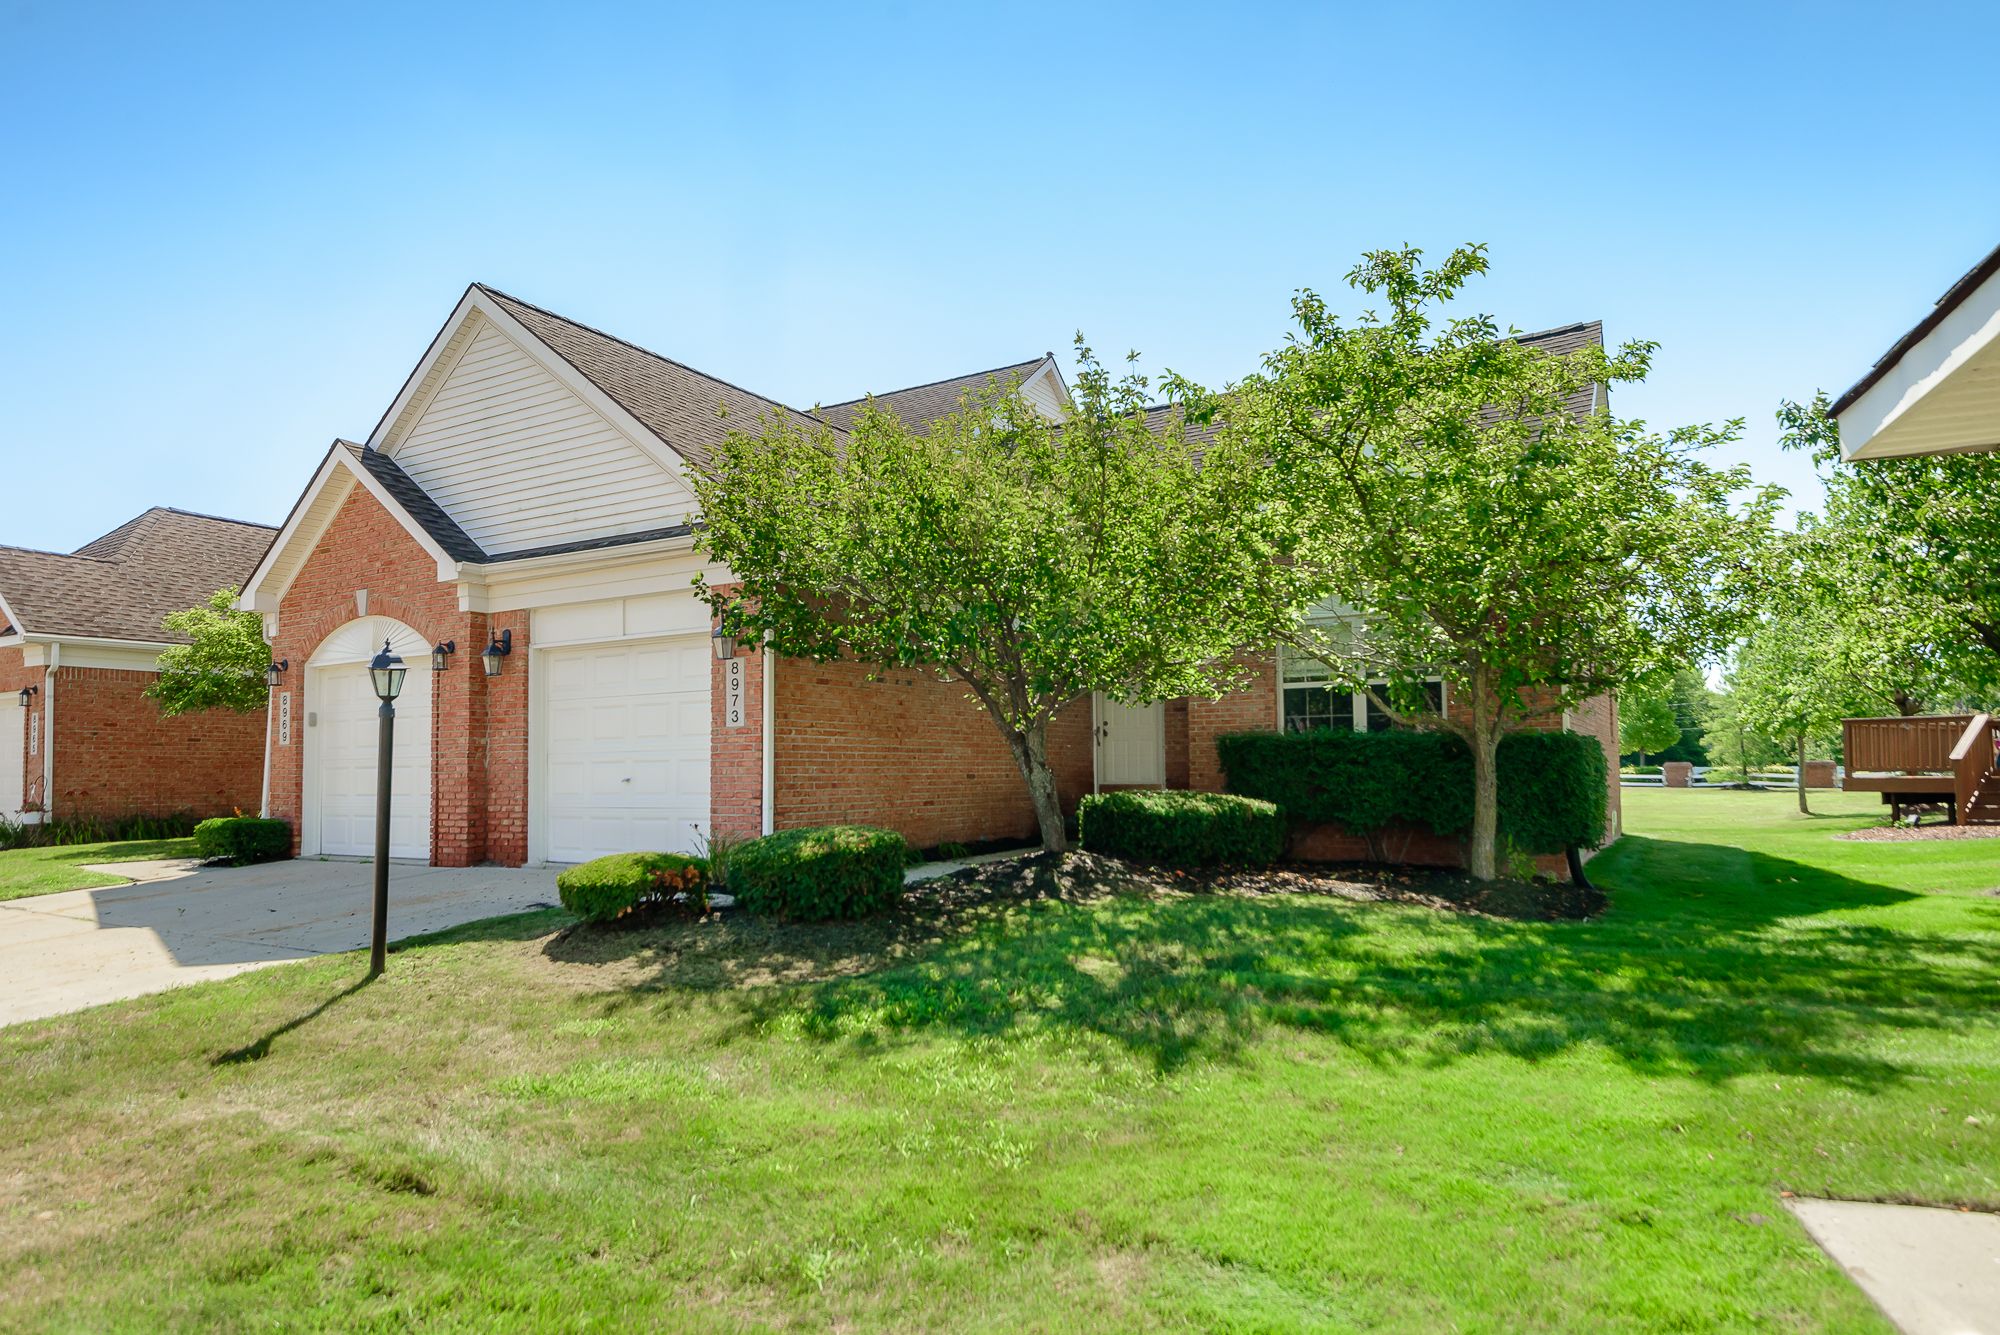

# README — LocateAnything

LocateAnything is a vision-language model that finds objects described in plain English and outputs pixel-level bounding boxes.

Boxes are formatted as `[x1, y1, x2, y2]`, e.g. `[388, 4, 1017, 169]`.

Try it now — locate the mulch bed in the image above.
[1837, 824, 2000, 842]
[928, 851, 1605, 922]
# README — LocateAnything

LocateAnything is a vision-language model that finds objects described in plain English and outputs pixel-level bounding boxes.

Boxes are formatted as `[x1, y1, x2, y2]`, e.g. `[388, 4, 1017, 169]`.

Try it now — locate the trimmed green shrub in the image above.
[1078, 789, 1285, 866]
[728, 825, 906, 920]
[1217, 729, 1607, 855]
[556, 852, 709, 923]
[192, 816, 292, 865]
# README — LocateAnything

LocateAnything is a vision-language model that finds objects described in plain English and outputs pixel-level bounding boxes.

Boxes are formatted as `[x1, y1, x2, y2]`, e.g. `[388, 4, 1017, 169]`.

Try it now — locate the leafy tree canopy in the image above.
[691, 342, 1308, 852]
[1618, 677, 1681, 761]
[148, 587, 269, 716]
[1228, 244, 1780, 877]
[1779, 392, 2000, 692]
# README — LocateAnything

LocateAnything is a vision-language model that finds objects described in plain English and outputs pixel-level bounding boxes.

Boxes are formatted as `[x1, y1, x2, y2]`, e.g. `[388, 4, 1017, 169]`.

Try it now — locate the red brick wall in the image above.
[710, 616, 765, 843]
[0, 646, 260, 822]
[774, 658, 1092, 849]
[267, 482, 529, 866]
[49, 668, 265, 820]
[1187, 653, 1279, 793]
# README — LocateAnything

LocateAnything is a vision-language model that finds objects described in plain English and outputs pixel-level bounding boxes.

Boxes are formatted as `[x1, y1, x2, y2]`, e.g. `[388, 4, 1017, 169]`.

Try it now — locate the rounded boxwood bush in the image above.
[557, 851, 709, 923]
[1078, 789, 1285, 866]
[192, 815, 291, 865]
[728, 825, 906, 920]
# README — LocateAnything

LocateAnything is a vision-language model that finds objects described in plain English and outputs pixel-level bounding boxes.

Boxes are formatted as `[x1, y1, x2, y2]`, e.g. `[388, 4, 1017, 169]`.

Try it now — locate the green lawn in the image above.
[1, 791, 1995, 1330]
[0, 837, 199, 902]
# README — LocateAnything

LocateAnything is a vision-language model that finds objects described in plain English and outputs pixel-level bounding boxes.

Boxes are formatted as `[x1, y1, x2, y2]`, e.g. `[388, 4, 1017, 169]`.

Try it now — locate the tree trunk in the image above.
[1466, 668, 1500, 881]
[1003, 719, 1068, 853]
[1796, 732, 1810, 815]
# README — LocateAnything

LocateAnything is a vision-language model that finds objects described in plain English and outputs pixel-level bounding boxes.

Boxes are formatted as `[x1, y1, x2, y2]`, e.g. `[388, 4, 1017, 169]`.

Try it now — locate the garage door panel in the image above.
[311, 659, 431, 860]
[541, 636, 709, 862]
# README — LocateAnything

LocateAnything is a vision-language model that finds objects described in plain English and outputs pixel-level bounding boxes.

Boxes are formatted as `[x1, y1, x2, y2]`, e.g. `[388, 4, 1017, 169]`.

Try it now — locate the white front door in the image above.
[1095, 695, 1165, 787]
[308, 660, 433, 859]
[0, 700, 24, 822]
[540, 635, 711, 862]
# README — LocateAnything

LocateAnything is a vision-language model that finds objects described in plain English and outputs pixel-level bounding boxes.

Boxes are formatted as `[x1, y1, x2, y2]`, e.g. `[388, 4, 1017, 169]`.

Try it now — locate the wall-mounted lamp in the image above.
[431, 640, 456, 672]
[711, 624, 737, 661]
[266, 659, 288, 689]
[18, 685, 37, 707]
[481, 628, 512, 678]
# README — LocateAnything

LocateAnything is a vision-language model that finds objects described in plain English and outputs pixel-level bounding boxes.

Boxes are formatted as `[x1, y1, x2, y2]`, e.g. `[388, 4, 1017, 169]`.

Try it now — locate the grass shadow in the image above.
[212, 975, 377, 1065]
[542, 841, 1996, 1086]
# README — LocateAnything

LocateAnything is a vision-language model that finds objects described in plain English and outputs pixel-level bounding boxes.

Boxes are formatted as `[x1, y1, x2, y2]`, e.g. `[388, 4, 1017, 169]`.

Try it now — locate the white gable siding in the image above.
[386, 318, 698, 555]
[1021, 365, 1067, 421]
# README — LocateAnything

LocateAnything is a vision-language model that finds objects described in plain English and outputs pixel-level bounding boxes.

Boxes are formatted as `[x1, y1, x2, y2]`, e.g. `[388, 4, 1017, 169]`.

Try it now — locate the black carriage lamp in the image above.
[430, 640, 456, 673]
[265, 658, 288, 689]
[711, 623, 737, 661]
[18, 685, 37, 707]
[481, 629, 512, 678]
[369, 640, 408, 703]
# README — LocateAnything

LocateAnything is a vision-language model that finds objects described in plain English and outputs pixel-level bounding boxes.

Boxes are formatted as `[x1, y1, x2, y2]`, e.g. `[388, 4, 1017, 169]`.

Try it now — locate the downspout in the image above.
[41, 643, 57, 821]
[760, 634, 775, 835]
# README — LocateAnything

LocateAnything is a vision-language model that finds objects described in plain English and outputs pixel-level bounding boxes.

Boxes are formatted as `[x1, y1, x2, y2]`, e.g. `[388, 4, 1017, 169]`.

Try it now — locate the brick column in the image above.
[1663, 761, 1692, 788]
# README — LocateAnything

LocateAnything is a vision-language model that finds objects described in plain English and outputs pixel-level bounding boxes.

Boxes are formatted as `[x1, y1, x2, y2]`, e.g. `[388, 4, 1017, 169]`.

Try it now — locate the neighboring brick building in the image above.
[241, 283, 1620, 869]
[0, 508, 276, 826]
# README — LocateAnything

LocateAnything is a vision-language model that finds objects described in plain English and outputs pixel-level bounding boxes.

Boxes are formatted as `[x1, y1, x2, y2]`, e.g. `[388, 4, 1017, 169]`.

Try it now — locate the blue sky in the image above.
[3, 1, 1997, 553]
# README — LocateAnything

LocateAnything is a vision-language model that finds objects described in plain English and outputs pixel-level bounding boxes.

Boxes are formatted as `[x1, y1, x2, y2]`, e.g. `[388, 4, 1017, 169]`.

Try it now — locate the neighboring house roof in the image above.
[1518, 320, 1606, 420]
[474, 285, 832, 472]
[814, 357, 1053, 433]
[0, 508, 276, 642]
[1832, 242, 2000, 417]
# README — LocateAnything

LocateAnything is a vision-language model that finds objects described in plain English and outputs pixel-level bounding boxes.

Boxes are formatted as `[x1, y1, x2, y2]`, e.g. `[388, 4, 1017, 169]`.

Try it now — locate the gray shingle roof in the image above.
[339, 442, 486, 563]
[477, 285, 831, 471]
[0, 508, 277, 642]
[814, 358, 1050, 433]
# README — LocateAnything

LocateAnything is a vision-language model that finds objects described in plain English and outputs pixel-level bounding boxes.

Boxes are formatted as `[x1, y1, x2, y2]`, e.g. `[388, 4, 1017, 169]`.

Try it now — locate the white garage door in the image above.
[542, 636, 710, 862]
[309, 659, 433, 859]
[0, 700, 24, 822]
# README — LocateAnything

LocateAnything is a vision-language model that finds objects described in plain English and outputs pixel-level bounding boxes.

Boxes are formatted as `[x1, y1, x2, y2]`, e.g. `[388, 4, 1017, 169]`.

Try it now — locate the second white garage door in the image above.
[541, 636, 711, 862]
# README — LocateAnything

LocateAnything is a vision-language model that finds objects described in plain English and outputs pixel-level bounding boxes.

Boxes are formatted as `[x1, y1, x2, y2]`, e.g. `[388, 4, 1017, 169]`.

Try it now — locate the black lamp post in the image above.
[367, 639, 407, 976]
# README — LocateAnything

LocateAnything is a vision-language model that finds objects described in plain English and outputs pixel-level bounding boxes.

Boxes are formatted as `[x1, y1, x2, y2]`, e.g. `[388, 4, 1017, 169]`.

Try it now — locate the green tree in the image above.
[1618, 678, 1681, 765]
[147, 587, 269, 715]
[1728, 600, 1849, 813]
[1233, 245, 1778, 879]
[690, 344, 1306, 852]
[1779, 392, 2000, 692]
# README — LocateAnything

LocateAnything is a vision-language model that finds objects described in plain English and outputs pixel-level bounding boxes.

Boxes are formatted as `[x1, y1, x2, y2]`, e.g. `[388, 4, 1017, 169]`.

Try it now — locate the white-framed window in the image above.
[1278, 643, 1444, 733]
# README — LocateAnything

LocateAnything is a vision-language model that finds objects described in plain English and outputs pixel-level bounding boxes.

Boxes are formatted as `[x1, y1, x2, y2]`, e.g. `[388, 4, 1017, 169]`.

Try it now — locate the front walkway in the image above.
[0, 858, 556, 1027]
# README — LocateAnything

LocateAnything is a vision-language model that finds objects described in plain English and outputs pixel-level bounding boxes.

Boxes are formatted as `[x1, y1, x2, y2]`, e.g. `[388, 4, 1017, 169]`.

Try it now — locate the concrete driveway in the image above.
[0, 858, 558, 1028]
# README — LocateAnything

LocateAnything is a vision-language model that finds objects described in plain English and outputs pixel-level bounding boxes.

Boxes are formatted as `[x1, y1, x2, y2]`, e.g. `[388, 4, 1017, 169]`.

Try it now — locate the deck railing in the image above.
[1950, 713, 1995, 819]
[1842, 715, 1974, 774]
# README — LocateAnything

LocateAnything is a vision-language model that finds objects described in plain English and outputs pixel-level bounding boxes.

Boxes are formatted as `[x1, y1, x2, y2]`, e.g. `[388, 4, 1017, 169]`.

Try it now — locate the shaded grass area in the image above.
[0, 837, 198, 902]
[0, 790, 1995, 1329]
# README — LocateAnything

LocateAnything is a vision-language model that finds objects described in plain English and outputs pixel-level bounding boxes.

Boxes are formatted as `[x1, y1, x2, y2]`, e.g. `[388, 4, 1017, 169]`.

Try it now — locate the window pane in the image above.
[1278, 644, 1331, 685]
[1283, 685, 1353, 732]
[1363, 681, 1445, 732]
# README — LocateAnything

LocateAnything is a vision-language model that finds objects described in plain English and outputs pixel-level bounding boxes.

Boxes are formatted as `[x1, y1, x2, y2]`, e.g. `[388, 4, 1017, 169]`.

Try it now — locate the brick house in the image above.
[240, 285, 1618, 867]
[0, 508, 276, 825]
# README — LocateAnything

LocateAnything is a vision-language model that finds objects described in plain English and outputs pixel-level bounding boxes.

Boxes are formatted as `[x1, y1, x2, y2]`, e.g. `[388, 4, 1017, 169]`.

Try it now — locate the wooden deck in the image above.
[1843, 714, 2000, 824]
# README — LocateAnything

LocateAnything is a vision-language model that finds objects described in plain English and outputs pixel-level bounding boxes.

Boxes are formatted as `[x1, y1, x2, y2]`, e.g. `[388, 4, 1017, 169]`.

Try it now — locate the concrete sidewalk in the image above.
[0, 858, 557, 1028]
[1790, 1197, 2000, 1334]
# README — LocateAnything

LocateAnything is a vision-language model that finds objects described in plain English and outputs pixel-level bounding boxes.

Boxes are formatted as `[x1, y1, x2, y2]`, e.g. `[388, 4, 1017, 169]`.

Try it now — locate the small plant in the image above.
[728, 825, 906, 921]
[689, 823, 745, 889]
[557, 852, 710, 923]
[0, 809, 200, 851]
[933, 841, 971, 861]
[1078, 789, 1285, 867]
[192, 816, 292, 865]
